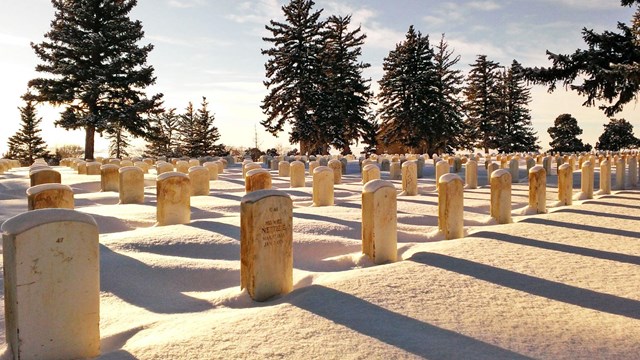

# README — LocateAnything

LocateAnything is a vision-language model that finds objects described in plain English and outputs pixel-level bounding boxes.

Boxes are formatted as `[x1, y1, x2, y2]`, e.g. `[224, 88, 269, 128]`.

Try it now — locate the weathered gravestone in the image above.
[529, 165, 547, 213]
[580, 161, 594, 199]
[400, 160, 418, 196]
[557, 163, 573, 206]
[203, 162, 220, 180]
[29, 168, 61, 187]
[27, 184, 74, 210]
[389, 161, 401, 180]
[289, 161, 306, 188]
[278, 161, 290, 177]
[100, 164, 120, 192]
[157, 172, 191, 226]
[119, 166, 145, 204]
[156, 161, 174, 175]
[245, 168, 272, 193]
[616, 157, 626, 190]
[490, 169, 511, 224]
[435, 160, 449, 190]
[176, 160, 190, 174]
[313, 166, 334, 206]
[86, 162, 101, 175]
[240, 189, 293, 302]
[189, 166, 210, 196]
[362, 163, 381, 184]
[2, 209, 99, 359]
[328, 159, 342, 185]
[465, 160, 478, 189]
[508, 158, 519, 183]
[599, 159, 611, 195]
[362, 179, 397, 264]
[438, 174, 464, 240]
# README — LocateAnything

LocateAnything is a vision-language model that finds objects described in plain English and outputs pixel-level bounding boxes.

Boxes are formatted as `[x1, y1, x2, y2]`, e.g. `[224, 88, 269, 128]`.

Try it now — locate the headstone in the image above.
[616, 157, 626, 190]
[486, 161, 499, 186]
[156, 172, 191, 226]
[400, 160, 418, 196]
[86, 162, 101, 175]
[508, 158, 519, 183]
[100, 164, 120, 192]
[188, 166, 210, 196]
[416, 157, 425, 178]
[599, 159, 611, 195]
[328, 159, 343, 185]
[525, 156, 536, 172]
[289, 161, 306, 188]
[134, 161, 150, 174]
[542, 156, 552, 175]
[362, 163, 381, 184]
[120, 159, 134, 167]
[380, 158, 390, 171]
[156, 162, 173, 175]
[557, 163, 573, 206]
[245, 168, 272, 193]
[490, 169, 511, 224]
[2, 209, 99, 359]
[362, 180, 397, 265]
[29, 168, 61, 187]
[580, 160, 594, 199]
[176, 160, 190, 174]
[240, 189, 293, 302]
[629, 155, 638, 187]
[188, 159, 200, 168]
[203, 162, 220, 180]
[26, 184, 74, 210]
[528, 165, 547, 213]
[312, 166, 334, 206]
[215, 160, 225, 174]
[118, 166, 144, 204]
[435, 160, 449, 190]
[438, 174, 464, 240]
[389, 161, 401, 180]
[77, 161, 87, 174]
[465, 160, 478, 189]
[278, 161, 290, 177]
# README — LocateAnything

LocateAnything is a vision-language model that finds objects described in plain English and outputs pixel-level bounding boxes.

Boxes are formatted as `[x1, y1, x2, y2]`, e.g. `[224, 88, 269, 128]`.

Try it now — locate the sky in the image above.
[0, 0, 637, 156]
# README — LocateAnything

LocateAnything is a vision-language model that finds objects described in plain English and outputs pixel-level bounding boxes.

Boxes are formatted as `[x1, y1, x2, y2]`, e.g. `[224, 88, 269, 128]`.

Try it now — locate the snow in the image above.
[0, 158, 639, 359]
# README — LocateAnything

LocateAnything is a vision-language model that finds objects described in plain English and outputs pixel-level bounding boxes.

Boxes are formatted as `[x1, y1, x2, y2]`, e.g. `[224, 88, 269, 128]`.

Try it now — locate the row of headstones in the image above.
[62, 157, 229, 176]
[3, 153, 637, 358]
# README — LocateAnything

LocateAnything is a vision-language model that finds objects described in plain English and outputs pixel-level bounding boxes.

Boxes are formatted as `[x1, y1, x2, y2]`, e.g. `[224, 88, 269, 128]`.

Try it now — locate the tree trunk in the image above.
[85, 125, 95, 160]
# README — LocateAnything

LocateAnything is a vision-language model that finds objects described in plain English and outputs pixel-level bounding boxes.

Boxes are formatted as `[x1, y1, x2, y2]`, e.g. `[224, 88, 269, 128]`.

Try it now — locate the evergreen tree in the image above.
[548, 114, 592, 153]
[178, 97, 222, 157]
[525, 3, 640, 116]
[106, 125, 130, 158]
[6, 99, 49, 165]
[319, 15, 373, 155]
[26, 0, 162, 160]
[378, 26, 439, 153]
[496, 60, 540, 153]
[361, 117, 379, 155]
[146, 108, 182, 158]
[596, 118, 639, 151]
[261, 0, 325, 154]
[463, 55, 502, 153]
[431, 34, 465, 154]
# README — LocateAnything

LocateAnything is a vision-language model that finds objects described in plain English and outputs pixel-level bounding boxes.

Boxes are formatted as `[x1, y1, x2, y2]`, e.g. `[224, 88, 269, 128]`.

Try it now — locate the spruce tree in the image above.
[548, 114, 592, 153]
[261, 0, 325, 154]
[146, 108, 182, 158]
[464, 55, 502, 153]
[496, 60, 540, 153]
[525, 4, 640, 116]
[431, 34, 465, 154]
[107, 125, 130, 158]
[378, 26, 438, 153]
[6, 99, 49, 165]
[319, 15, 373, 155]
[177, 97, 221, 158]
[27, 0, 162, 160]
[179, 101, 198, 158]
[596, 118, 639, 151]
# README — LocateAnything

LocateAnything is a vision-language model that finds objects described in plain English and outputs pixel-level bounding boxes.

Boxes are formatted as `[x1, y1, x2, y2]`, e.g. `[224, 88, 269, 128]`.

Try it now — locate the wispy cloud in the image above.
[166, 0, 207, 9]
[541, 0, 621, 10]
[146, 34, 233, 48]
[468, 1, 502, 11]
[226, 0, 281, 24]
[0, 33, 31, 48]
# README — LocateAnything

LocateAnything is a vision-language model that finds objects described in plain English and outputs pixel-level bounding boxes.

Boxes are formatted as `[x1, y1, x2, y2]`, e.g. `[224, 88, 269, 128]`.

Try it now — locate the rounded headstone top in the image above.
[529, 165, 545, 173]
[439, 173, 462, 184]
[100, 164, 120, 170]
[491, 169, 511, 178]
[29, 167, 55, 175]
[401, 160, 417, 167]
[313, 166, 332, 174]
[241, 189, 291, 205]
[157, 171, 189, 181]
[118, 166, 143, 174]
[363, 179, 395, 193]
[188, 165, 207, 173]
[26, 183, 72, 196]
[290, 160, 305, 167]
[2, 208, 96, 235]
[363, 163, 379, 171]
[246, 168, 269, 177]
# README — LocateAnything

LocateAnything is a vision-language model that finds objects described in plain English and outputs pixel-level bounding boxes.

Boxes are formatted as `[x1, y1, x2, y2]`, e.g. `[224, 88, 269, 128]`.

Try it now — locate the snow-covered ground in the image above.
[0, 159, 638, 359]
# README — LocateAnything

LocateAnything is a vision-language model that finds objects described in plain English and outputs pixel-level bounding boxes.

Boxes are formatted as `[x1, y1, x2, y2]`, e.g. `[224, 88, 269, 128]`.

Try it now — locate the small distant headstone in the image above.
[26, 184, 74, 210]
[203, 161, 220, 180]
[599, 159, 611, 194]
[438, 174, 464, 240]
[156, 172, 191, 226]
[189, 166, 210, 196]
[580, 161, 594, 199]
[175, 160, 190, 174]
[278, 161, 290, 177]
[557, 163, 573, 206]
[118, 166, 144, 204]
[328, 159, 342, 185]
[435, 160, 449, 190]
[29, 168, 61, 187]
[528, 165, 547, 213]
[86, 162, 101, 175]
[389, 161, 401, 180]
[400, 160, 418, 196]
[312, 166, 334, 206]
[245, 168, 272, 193]
[465, 160, 478, 189]
[240, 189, 293, 302]
[362, 180, 397, 264]
[289, 161, 306, 188]
[100, 164, 120, 192]
[490, 169, 511, 224]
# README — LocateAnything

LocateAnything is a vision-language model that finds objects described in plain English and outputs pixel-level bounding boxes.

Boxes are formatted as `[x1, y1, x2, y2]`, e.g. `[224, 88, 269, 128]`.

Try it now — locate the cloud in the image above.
[166, 0, 207, 9]
[226, 0, 281, 24]
[541, 0, 621, 10]
[146, 34, 233, 48]
[468, 1, 502, 11]
[0, 33, 31, 48]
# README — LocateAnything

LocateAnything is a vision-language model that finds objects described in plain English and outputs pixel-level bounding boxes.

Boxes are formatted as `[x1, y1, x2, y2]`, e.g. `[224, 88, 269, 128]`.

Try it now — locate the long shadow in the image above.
[188, 219, 240, 240]
[100, 245, 217, 314]
[409, 252, 640, 320]
[552, 208, 640, 222]
[520, 217, 640, 239]
[586, 200, 640, 211]
[293, 212, 361, 232]
[289, 285, 532, 359]
[213, 192, 243, 202]
[472, 231, 640, 266]
[397, 197, 438, 207]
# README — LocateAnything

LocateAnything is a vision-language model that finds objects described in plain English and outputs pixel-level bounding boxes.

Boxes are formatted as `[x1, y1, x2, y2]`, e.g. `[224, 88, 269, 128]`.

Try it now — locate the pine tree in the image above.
[378, 26, 439, 153]
[26, 0, 162, 160]
[525, 4, 640, 116]
[194, 97, 222, 156]
[179, 101, 198, 158]
[261, 0, 325, 154]
[319, 15, 373, 155]
[496, 60, 540, 153]
[464, 55, 502, 153]
[548, 114, 592, 153]
[146, 108, 182, 158]
[596, 118, 639, 151]
[431, 34, 465, 154]
[6, 99, 49, 165]
[106, 125, 130, 158]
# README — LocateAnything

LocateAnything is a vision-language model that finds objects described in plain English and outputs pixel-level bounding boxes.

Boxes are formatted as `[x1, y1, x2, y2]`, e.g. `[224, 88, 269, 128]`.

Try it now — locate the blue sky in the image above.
[0, 0, 637, 155]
